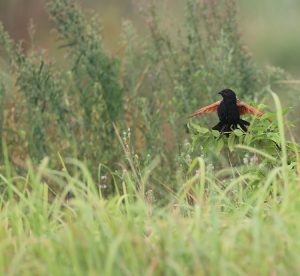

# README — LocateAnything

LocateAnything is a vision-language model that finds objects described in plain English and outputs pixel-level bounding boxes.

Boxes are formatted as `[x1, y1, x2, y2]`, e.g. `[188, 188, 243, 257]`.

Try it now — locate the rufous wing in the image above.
[189, 100, 221, 118]
[237, 100, 264, 116]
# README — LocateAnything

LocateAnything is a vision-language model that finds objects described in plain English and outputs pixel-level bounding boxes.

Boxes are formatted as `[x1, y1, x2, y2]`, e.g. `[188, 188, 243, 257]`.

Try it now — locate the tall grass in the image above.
[0, 87, 298, 274]
[0, 98, 300, 275]
[0, 0, 300, 274]
[0, 0, 276, 171]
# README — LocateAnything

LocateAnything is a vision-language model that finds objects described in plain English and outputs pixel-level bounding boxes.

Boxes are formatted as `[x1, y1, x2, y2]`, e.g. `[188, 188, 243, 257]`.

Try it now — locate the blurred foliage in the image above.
[1, 2, 300, 274]
[0, 0, 298, 195]
[1, 0, 300, 74]
[240, 0, 300, 76]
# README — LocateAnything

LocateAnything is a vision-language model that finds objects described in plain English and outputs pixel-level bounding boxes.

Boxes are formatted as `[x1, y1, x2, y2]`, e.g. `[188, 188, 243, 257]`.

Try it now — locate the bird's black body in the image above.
[212, 89, 250, 134]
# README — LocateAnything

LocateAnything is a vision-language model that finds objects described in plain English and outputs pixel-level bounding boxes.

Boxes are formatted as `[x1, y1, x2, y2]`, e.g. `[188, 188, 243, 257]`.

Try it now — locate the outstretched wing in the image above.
[189, 101, 221, 118]
[237, 100, 264, 116]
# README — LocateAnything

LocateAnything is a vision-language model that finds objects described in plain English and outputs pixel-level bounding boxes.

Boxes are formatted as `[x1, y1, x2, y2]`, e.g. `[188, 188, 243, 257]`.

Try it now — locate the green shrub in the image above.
[0, 1, 300, 273]
[0, 94, 299, 274]
[0, 0, 297, 194]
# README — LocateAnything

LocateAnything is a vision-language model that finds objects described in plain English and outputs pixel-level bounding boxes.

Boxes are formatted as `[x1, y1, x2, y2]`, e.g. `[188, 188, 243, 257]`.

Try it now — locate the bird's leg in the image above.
[220, 124, 227, 134]
[219, 124, 230, 138]
[212, 122, 226, 139]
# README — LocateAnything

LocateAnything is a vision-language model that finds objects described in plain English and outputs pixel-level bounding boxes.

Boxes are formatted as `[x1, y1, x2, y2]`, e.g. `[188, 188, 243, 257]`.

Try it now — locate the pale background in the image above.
[0, 0, 300, 76]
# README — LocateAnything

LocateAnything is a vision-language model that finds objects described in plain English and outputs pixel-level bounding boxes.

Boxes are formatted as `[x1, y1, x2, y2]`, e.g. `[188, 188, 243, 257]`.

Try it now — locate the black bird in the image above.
[189, 89, 264, 134]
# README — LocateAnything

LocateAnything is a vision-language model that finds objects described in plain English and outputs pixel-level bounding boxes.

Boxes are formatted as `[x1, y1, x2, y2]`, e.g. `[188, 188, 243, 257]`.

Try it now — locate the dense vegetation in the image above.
[0, 0, 299, 274]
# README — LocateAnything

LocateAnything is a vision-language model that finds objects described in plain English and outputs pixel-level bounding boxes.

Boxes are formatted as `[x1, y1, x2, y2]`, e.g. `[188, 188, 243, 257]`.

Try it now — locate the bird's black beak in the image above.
[218, 92, 223, 96]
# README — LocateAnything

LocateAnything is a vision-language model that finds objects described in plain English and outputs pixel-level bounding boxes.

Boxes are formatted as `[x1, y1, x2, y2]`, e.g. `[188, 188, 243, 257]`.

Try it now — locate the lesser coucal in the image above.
[190, 89, 264, 134]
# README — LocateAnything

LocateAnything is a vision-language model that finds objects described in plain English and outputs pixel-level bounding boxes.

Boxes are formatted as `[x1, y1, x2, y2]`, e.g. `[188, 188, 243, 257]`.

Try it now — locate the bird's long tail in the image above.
[212, 122, 233, 134]
[238, 119, 250, 132]
[212, 119, 250, 134]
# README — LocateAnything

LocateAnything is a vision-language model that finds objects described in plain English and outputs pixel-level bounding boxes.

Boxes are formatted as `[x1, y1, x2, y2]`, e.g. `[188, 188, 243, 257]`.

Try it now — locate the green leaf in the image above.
[234, 129, 244, 137]
[189, 122, 209, 134]
[244, 133, 252, 145]
[212, 130, 220, 138]
[228, 133, 235, 152]
[215, 138, 224, 154]
[267, 133, 280, 145]
[188, 158, 199, 174]
[261, 113, 276, 120]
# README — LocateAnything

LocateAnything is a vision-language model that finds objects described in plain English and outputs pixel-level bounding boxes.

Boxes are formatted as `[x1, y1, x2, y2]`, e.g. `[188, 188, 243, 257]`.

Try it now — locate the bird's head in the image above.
[218, 89, 237, 100]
